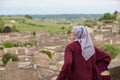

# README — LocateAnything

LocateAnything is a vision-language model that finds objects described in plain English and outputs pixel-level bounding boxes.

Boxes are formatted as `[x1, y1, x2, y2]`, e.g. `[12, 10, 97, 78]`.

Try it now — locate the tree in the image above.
[113, 11, 118, 16]
[103, 13, 112, 19]
[99, 13, 115, 20]
[99, 12, 116, 23]
[0, 17, 5, 33]
[2, 53, 19, 65]
[25, 15, 33, 19]
[113, 11, 119, 20]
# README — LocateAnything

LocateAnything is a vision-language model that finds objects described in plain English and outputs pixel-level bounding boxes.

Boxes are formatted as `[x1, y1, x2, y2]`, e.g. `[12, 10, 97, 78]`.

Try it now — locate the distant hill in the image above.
[1, 14, 103, 19]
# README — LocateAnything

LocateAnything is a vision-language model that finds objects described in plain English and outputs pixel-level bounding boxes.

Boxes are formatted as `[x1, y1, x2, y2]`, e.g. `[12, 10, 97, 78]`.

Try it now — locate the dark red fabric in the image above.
[95, 47, 111, 80]
[57, 41, 111, 80]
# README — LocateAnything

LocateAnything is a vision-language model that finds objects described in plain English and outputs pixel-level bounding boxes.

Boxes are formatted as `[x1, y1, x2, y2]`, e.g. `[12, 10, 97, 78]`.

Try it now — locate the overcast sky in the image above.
[0, 0, 120, 15]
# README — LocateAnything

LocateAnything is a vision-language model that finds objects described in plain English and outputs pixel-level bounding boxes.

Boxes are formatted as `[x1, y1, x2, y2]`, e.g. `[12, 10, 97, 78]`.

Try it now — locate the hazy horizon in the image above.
[0, 13, 104, 15]
[0, 0, 120, 15]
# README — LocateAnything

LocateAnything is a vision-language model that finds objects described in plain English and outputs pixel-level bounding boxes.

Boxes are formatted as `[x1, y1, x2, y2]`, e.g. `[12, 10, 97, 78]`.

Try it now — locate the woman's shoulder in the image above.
[94, 46, 103, 52]
[67, 41, 79, 48]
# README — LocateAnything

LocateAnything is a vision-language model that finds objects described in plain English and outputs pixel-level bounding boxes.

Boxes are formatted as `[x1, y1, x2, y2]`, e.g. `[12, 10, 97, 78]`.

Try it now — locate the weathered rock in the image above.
[54, 52, 64, 61]
[49, 65, 58, 71]
[0, 68, 42, 80]
[109, 66, 120, 80]
[114, 54, 120, 61]
[109, 54, 120, 68]
[5, 60, 18, 70]
[57, 60, 64, 71]
[34, 53, 50, 68]
[109, 54, 120, 80]
[86, 27, 94, 33]
[94, 35, 103, 41]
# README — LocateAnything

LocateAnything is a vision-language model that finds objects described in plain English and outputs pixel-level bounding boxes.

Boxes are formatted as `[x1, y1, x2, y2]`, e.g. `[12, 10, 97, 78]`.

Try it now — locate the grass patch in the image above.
[100, 44, 120, 58]
[40, 50, 52, 58]
[3, 16, 72, 34]
[2, 53, 19, 66]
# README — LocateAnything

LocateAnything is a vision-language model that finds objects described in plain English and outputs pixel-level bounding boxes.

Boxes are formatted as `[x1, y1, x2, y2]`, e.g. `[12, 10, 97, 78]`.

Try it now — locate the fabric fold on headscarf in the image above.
[72, 26, 95, 60]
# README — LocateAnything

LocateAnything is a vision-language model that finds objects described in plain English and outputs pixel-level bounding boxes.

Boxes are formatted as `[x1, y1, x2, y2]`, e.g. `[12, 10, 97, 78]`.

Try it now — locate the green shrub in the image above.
[2, 53, 19, 65]
[40, 50, 52, 58]
[100, 44, 120, 58]
[0, 17, 5, 33]
[67, 30, 71, 34]
[103, 20, 115, 24]
[3, 42, 14, 48]
[25, 15, 33, 19]
[99, 12, 116, 23]
[61, 26, 65, 29]
[83, 20, 96, 28]
[0, 46, 5, 50]
[10, 54, 19, 61]
[84, 23, 92, 28]
[31, 31, 36, 36]
[13, 43, 19, 47]
[23, 42, 33, 47]
[11, 25, 19, 32]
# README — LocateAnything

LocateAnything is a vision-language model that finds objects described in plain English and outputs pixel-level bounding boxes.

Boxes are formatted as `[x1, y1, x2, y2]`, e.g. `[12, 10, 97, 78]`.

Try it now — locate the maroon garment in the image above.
[95, 46, 111, 80]
[57, 41, 111, 80]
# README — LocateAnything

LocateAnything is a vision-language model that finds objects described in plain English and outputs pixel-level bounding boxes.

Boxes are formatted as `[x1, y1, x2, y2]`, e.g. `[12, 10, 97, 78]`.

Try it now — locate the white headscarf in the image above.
[72, 26, 95, 60]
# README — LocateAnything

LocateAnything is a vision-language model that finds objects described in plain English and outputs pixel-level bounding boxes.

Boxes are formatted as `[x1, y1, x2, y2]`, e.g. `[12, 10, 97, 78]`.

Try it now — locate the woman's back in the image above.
[56, 26, 111, 80]
[67, 41, 96, 80]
